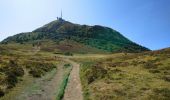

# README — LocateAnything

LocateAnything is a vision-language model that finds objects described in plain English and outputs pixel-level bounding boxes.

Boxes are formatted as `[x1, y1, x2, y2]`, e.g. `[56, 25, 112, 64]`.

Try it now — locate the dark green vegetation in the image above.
[0, 43, 58, 97]
[1, 19, 149, 53]
[75, 48, 170, 100]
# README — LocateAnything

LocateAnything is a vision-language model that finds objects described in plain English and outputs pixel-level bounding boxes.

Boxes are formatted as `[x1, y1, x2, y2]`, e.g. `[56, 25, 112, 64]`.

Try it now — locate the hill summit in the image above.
[1, 19, 149, 53]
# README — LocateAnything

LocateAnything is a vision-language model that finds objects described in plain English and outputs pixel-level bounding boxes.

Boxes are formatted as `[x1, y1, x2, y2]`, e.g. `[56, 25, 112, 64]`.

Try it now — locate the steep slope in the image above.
[1, 19, 149, 53]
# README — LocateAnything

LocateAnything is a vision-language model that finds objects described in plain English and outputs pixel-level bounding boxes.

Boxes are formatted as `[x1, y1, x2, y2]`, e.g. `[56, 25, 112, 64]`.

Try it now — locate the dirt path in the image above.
[63, 59, 83, 100]
[15, 63, 64, 100]
[1, 57, 84, 100]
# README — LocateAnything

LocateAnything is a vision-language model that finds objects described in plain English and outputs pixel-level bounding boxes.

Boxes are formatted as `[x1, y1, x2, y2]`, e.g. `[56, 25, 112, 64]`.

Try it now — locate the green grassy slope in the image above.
[74, 48, 170, 100]
[1, 19, 149, 53]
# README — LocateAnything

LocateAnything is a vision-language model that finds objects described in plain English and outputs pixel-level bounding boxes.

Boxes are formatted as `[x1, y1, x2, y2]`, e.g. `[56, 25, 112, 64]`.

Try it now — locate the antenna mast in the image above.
[61, 10, 63, 19]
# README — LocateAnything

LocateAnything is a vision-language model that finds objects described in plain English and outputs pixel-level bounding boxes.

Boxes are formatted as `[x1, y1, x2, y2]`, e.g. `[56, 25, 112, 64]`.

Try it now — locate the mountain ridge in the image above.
[1, 19, 149, 53]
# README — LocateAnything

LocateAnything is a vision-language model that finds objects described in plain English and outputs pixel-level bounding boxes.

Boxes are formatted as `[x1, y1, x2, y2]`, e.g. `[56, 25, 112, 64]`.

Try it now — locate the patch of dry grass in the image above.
[0, 43, 59, 98]
[77, 49, 170, 100]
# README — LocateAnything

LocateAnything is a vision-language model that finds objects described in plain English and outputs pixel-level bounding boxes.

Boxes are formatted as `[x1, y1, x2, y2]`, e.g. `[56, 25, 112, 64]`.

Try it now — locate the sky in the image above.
[0, 0, 170, 50]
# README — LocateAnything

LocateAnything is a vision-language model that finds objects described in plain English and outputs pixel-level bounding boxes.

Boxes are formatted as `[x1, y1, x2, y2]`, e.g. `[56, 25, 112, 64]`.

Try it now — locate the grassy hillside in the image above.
[0, 43, 59, 97]
[1, 19, 149, 53]
[37, 39, 108, 54]
[73, 48, 170, 100]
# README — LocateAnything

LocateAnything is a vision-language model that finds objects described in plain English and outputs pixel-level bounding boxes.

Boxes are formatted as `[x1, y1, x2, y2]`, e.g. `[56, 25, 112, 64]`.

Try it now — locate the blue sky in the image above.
[0, 0, 170, 50]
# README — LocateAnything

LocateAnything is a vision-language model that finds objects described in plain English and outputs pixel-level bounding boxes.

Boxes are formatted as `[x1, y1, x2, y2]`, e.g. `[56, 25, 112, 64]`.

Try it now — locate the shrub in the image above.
[4, 60, 24, 77]
[86, 64, 107, 84]
[6, 72, 18, 88]
[64, 52, 73, 56]
[111, 68, 122, 73]
[29, 69, 43, 78]
[153, 88, 170, 99]
[0, 89, 4, 97]
[1, 60, 24, 89]
[164, 75, 170, 82]
[64, 64, 71, 68]
[143, 61, 157, 69]
[26, 61, 56, 77]
[11, 67, 24, 77]
[149, 69, 160, 73]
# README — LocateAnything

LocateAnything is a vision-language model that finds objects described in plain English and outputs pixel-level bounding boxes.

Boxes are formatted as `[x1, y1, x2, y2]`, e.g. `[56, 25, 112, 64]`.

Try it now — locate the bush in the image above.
[26, 61, 56, 77]
[10, 67, 24, 77]
[143, 61, 157, 69]
[0, 89, 4, 97]
[86, 64, 107, 84]
[29, 69, 43, 78]
[5, 60, 24, 77]
[153, 88, 170, 99]
[64, 52, 73, 56]
[6, 72, 18, 88]
[1, 60, 24, 89]
[64, 64, 71, 68]
[149, 69, 160, 73]
[164, 75, 170, 82]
